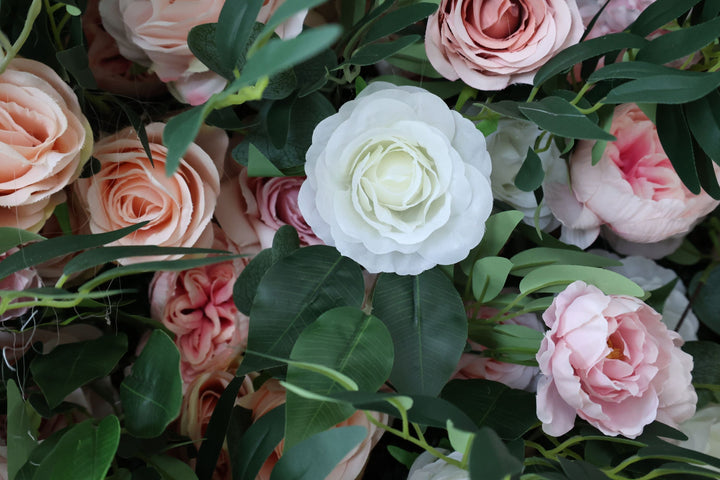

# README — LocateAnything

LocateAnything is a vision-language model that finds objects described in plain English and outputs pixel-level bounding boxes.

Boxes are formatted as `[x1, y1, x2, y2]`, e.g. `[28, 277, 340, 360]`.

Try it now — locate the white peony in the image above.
[407, 451, 469, 480]
[486, 118, 566, 231]
[677, 404, 720, 464]
[298, 82, 493, 275]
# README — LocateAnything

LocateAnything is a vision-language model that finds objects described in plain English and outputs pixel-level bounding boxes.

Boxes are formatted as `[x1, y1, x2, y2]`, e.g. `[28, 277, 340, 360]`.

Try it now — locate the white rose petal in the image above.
[299, 82, 493, 275]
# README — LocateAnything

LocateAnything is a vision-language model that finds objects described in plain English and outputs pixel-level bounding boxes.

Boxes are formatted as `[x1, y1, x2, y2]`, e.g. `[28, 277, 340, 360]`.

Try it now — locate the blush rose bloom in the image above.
[73, 123, 222, 264]
[425, 0, 584, 90]
[536, 281, 697, 438]
[545, 104, 719, 252]
[0, 58, 93, 232]
[216, 168, 321, 251]
[239, 379, 388, 480]
[298, 82, 493, 275]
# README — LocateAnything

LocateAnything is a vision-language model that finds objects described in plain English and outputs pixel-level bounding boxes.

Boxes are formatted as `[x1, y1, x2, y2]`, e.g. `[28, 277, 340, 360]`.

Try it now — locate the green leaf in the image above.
[468, 426, 523, 480]
[637, 443, 720, 470]
[372, 268, 467, 396]
[695, 144, 720, 200]
[471, 257, 513, 303]
[0, 228, 44, 255]
[558, 457, 610, 480]
[263, 68, 298, 100]
[603, 71, 720, 104]
[587, 61, 704, 83]
[461, 210, 524, 275]
[248, 143, 285, 177]
[163, 105, 211, 177]
[147, 455, 199, 480]
[259, 0, 328, 41]
[116, 102, 154, 166]
[667, 239, 702, 266]
[7, 380, 39, 480]
[228, 406, 284, 480]
[294, 48, 337, 97]
[656, 104, 701, 194]
[31, 334, 128, 409]
[269, 426, 367, 480]
[387, 446, 420, 470]
[447, 420, 474, 456]
[442, 379, 537, 440]
[285, 306, 394, 449]
[363, 3, 438, 44]
[637, 16, 720, 64]
[347, 35, 419, 66]
[31, 416, 120, 480]
[509, 247, 621, 276]
[238, 246, 365, 374]
[120, 330, 182, 438]
[215, 0, 263, 71]
[188, 23, 233, 80]
[683, 341, 720, 386]
[519, 265, 645, 297]
[689, 266, 720, 336]
[56, 45, 97, 89]
[630, 0, 703, 36]
[591, 106, 615, 166]
[266, 96, 296, 149]
[0, 222, 146, 280]
[644, 278, 678, 314]
[514, 147, 545, 192]
[519, 97, 616, 141]
[533, 32, 648, 86]
[484, 100, 526, 120]
[469, 323, 542, 365]
[686, 90, 720, 166]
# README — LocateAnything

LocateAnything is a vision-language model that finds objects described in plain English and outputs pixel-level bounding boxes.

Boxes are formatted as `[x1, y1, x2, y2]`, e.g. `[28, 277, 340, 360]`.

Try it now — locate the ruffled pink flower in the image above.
[536, 281, 696, 438]
[0, 248, 42, 322]
[546, 104, 719, 252]
[425, 0, 585, 90]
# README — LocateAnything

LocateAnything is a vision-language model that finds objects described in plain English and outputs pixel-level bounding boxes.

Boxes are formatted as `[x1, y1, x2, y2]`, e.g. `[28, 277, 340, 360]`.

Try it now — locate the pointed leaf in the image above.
[215, 0, 264, 71]
[656, 104, 700, 194]
[471, 257, 513, 303]
[604, 71, 720, 104]
[0, 228, 44, 255]
[7, 380, 39, 480]
[630, 0, 702, 36]
[509, 247, 621, 276]
[228, 406, 285, 480]
[519, 97, 615, 141]
[519, 265, 645, 297]
[514, 147, 544, 192]
[468, 427, 522, 480]
[347, 35, 419, 66]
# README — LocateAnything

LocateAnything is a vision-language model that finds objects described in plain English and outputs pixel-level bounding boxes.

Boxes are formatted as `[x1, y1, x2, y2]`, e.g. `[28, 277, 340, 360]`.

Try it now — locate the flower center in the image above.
[478, 0, 521, 39]
[606, 336, 625, 360]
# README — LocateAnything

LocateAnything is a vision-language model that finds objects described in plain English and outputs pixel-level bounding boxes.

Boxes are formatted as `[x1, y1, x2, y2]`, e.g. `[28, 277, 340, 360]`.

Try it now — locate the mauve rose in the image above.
[73, 122, 222, 264]
[0, 58, 93, 232]
[545, 104, 719, 252]
[216, 169, 321, 251]
[536, 281, 696, 438]
[425, 0, 585, 90]
[0, 248, 42, 322]
[239, 379, 388, 480]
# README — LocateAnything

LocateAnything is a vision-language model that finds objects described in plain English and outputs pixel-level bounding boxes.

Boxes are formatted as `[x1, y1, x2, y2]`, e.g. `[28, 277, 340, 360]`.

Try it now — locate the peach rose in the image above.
[0, 248, 42, 322]
[536, 281, 696, 438]
[73, 122, 222, 264]
[150, 229, 249, 385]
[216, 169, 321, 251]
[240, 379, 388, 480]
[425, 0, 585, 90]
[0, 58, 93, 232]
[545, 104, 719, 252]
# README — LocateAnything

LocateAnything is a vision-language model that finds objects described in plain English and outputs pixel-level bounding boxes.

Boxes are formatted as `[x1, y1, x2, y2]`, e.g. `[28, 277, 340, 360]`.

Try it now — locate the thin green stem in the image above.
[570, 83, 592, 106]
[576, 101, 606, 115]
[0, 0, 42, 74]
[527, 86, 539, 102]
[43, 0, 63, 50]
[546, 436, 644, 458]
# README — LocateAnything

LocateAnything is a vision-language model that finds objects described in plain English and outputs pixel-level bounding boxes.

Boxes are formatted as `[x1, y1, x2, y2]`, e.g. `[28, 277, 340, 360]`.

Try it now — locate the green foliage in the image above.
[468, 427, 523, 480]
[228, 406, 285, 480]
[518, 97, 615, 141]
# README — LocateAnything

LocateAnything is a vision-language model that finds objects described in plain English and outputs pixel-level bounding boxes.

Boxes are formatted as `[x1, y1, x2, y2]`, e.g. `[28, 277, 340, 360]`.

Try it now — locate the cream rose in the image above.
[0, 58, 92, 232]
[73, 122, 222, 264]
[298, 82, 493, 275]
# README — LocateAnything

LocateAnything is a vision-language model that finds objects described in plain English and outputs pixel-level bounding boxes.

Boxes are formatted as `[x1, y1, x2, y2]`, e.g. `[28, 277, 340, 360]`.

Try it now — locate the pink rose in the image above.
[0, 58, 93, 232]
[73, 122, 222, 264]
[239, 379, 388, 480]
[216, 168, 321, 251]
[425, 0, 585, 90]
[150, 230, 249, 385]
[0, 248, 42, 322]
[536, 281, 696, 438]
[545, 104, 719, 252]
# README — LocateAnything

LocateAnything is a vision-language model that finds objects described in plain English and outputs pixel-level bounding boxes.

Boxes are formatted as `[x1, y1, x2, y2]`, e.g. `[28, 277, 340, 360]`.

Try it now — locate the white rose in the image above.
[407, 451, 469, 480]
[298, 82, 493, 275]
[486, 118, 566, 231]
[677, 404, 720, 462]
[590, 250, 699, 340]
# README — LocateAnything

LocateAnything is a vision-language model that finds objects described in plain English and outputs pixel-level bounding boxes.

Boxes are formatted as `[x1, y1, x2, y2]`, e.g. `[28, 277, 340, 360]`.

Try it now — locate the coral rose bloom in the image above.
[536, 281, 696, 438]
[425, 0, 584, 90]
[73, 122, 221, 263]
[0, 58, 92, 232]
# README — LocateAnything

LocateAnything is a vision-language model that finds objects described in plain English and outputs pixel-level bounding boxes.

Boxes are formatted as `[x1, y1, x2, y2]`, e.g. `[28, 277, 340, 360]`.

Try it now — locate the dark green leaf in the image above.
[269, 426, 366, 480]
[163, 105, 211, 176]
[461, 211, 524, 276]
[701, 0, 720, 21]
[534, 32, 647, 86]
[514, 147, 545, 191]
[266, 96, 297, 149]
[519, 97, 615, 141]
[630, 0, 703, 36]
[686, 90, 720, 166]
[148, 455, 199, 480]
[31, 334, 127, 409]
[285, 306, 394, 449]
[558, 458, 610, 480]
[591, 105, 615, 165]
[116, 102, 154, 166]
[683, 341, 720, 385]
[604, 71, 720, 104]
[484, 100, 526, 120]
[372, 268, 467, 396]
[259, 0, 328, 40]
[587, 61, 705, 83]
[637, 16, 720, 64]
[690, 266, 720, 335]
[238, 246, 365, 374]
[228, 406, 285, 480]
[644, 278, 678, 314]
[7, 379, 39, 480]
[263, 69, 298, 100]
[0, 222, 147, 280]
[215, 0, 264, 71]
[234, 250, 275, 316]
[120, 330, 182, 438]
[469, 427, 523, 480]
[442, 379, 537, 440]
[363, 3, 438, 44]
[347, 35, 419, 66]
[387, 446, 420, 470]
[637, 443, 720, 470]
[56, 45, 97, 89]
[0, 228, 44, 255]
[187, 23, 234, 80]
[656, 104, 700, 194]
[294, 48, 337, 97]
[694, 144, 720, 200]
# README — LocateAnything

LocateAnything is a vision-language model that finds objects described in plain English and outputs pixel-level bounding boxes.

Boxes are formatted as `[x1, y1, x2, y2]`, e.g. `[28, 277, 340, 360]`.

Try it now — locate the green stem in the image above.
[570, 83, 592, 106]
[0, 0, 43, 74]
[576, 101, 605, 115]
[43, 0, 63, 50]
[527, 86, 539, 102]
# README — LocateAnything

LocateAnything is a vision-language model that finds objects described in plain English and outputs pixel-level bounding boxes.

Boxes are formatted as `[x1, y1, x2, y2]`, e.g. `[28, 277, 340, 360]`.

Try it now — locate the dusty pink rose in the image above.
[216, 168, 321, 251]
[0, 248, 42, 322]
[150, 231, 249, 385]
[73, 122, 222, 264]
[425, 0, 585, 90]
[239, 379, 388, 480]
[545, 104, 719, 252]
[0, 58, 93, 232]
[536, 281, 696, 438]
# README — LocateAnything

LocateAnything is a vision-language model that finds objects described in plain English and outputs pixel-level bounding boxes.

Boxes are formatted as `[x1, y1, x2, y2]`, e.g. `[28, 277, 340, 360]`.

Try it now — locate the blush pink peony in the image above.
[425, 0, 585, 90]
[73, 122, 222, 264]
[0, 58, 93, 232]
[536, 281, 696, 438]
[216, 168, 321, 251]
[545, 104, 720, 252]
